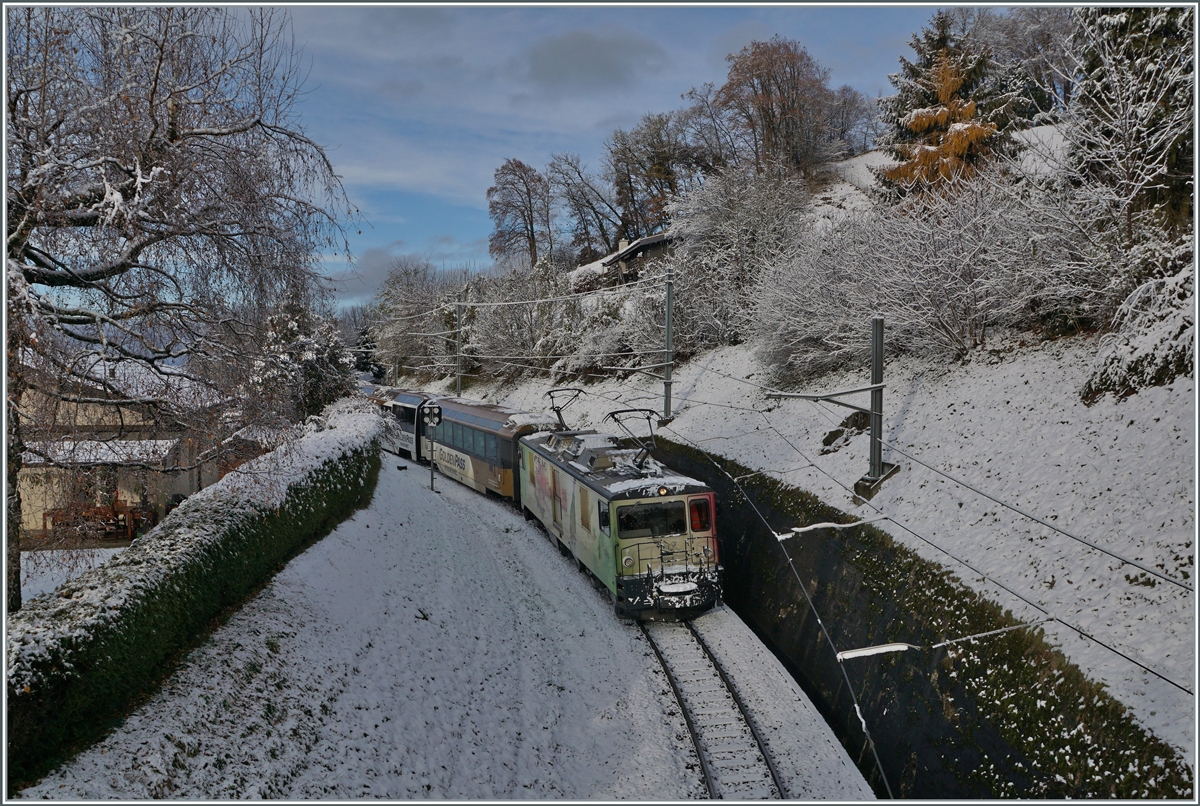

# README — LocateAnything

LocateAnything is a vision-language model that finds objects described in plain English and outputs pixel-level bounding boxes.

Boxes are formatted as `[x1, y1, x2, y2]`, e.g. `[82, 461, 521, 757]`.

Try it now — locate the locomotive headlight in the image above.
[658, 486, 668, 496]
[623, 556, 634, 568]
[703, 546, 713, 557]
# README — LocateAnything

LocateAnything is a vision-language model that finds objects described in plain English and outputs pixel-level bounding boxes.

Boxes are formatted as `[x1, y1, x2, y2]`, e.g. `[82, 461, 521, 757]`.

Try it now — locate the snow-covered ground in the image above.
[452, 333, 1194, 758]
[20, 461, 870, 799]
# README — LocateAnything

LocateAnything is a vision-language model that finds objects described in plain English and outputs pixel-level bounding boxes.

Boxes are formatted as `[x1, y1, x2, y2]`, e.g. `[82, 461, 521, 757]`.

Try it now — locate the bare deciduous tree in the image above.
[715, 36, 840, 177]
[486, 159, 556, 267]
[6, 7, 354, 610]
[604, 112, 699, 241]
[547, 153, 623, 265]
[370, 256, 465, 381]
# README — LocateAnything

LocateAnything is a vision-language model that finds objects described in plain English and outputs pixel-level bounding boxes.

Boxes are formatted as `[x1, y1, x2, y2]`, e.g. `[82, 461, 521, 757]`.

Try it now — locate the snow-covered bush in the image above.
[756, 169, 1108, 379]
[468, 258, 583, 378]
[6, 397, 385, 785]
[660, 167, 812, 355]
[1082, 253, 1195, 404]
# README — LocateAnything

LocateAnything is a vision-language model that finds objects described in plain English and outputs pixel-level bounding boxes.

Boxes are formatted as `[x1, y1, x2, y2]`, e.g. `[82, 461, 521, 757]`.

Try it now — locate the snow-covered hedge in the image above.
[6, 397, 385, 787]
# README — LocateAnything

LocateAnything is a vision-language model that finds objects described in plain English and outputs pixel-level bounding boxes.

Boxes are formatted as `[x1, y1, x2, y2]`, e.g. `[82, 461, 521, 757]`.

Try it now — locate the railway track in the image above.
[641, 621, 787, 800]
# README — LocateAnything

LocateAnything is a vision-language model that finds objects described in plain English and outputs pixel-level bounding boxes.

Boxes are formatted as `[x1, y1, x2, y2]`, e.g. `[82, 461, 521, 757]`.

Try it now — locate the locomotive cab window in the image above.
[598, 501, 610, 535]
[689, 499, 711, 533]
[616, 501, 686, 539]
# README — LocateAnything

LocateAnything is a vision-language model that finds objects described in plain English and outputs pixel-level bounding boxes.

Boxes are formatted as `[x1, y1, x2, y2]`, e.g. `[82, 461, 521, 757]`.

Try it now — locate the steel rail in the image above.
[686, 621, 788, 799]
[640, 622, 717, 799]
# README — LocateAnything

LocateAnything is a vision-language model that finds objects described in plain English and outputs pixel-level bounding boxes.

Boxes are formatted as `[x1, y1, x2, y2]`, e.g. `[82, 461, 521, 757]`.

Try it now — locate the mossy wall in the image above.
[6, 445, 380, 790]
[655, 439, 1191, 799]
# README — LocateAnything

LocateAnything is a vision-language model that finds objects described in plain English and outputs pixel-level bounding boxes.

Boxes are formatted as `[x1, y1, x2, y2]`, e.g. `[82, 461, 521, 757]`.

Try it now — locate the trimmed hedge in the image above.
[6, 399, 384, 790]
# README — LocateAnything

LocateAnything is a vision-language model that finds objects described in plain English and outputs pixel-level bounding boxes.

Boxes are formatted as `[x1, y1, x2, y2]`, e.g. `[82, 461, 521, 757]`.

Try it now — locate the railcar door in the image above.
[551, 470, 563, 529]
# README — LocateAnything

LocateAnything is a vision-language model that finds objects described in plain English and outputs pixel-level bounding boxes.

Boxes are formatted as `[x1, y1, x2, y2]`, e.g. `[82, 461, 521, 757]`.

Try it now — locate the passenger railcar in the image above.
[421, 397, 559, 503]
[369, 387, 438, 460]
[519, 429, 722, 621]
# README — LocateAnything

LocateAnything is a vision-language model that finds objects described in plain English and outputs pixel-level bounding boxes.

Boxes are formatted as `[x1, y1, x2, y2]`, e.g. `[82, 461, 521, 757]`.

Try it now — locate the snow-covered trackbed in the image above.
[19, 460, 870, 799]
[642, 620, 784, 799]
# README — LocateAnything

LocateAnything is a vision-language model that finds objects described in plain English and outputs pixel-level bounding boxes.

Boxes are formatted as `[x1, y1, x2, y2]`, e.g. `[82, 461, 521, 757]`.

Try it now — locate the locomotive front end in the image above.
[612, 491, 722, 621]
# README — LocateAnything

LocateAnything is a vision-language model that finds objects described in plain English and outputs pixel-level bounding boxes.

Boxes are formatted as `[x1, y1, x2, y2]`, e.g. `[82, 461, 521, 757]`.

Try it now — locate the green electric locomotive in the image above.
[519, 429, 722, 621]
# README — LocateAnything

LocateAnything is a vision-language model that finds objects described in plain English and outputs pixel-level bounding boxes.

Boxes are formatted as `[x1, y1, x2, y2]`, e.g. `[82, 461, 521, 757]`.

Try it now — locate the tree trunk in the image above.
[7, 340, 24, 613]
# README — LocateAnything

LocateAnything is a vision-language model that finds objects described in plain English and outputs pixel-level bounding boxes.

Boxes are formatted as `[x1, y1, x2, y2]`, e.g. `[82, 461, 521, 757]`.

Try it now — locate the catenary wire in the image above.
[875, 432, 1192, 593]
[755, 408, 1193, 697]
[693, 365, 1194, 594]
[376, 273, 666, 324]
[656, 422, 896, 799]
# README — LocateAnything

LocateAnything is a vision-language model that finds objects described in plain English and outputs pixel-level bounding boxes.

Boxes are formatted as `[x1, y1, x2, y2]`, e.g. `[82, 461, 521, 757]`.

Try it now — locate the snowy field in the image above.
[462, 333, 1195, 758]
[19, 461, 870, 799]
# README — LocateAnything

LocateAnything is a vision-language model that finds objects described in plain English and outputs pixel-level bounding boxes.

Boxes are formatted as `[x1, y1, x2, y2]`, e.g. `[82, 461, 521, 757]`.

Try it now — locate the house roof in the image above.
[601, 232, 674, 267]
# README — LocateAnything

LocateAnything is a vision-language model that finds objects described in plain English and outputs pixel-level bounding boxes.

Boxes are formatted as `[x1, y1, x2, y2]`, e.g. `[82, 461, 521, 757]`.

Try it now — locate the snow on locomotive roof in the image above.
[523, 429, 708, 499]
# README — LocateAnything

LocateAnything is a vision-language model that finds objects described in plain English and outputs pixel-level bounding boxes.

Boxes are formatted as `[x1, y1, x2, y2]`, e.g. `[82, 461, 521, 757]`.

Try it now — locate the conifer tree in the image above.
[877, 11, 998, 193]
[880, 48, 999, 190]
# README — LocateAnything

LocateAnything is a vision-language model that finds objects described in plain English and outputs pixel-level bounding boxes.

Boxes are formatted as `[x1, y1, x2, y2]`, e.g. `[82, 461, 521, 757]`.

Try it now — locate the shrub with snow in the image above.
[755, 169, 1107, 380]
[1082, 256, 1195, 404]
[662, 167, 812, 355]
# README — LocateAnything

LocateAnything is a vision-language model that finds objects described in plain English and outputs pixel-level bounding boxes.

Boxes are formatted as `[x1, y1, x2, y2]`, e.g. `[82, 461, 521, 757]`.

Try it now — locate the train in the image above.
[367, 386, 723, 621]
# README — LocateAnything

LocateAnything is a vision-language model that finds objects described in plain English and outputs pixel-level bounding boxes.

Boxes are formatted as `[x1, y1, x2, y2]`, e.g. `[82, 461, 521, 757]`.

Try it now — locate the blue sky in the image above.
[288, 5, 944, 309]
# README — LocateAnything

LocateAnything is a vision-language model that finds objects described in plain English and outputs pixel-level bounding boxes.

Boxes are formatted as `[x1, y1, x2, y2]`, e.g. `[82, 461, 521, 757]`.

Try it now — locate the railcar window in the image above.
[486, 433, 499, 465]
[690, 499, 711, 532]
[395, 407, 415, 433]
[451, 422, 462, 450]
[616, 501, 686, 539]
[501, 439, 514, 469]
[474, 429, 486, 457]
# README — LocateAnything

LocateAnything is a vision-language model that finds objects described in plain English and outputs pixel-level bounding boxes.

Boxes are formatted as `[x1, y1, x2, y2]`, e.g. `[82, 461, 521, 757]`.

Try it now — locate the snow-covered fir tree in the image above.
[880, 49, 999, 189]
[253, 304, 356, 420]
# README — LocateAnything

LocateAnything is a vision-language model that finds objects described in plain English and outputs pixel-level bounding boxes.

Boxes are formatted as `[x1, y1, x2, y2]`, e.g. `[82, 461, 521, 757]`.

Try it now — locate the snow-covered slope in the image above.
[455, 334, 1194, 757]
[21, 462, 871, 798]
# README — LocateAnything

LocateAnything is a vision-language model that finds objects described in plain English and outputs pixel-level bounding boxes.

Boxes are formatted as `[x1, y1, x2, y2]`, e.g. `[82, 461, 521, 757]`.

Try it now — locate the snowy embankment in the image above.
[452, 334, 1194, 758]
[7, 398, 384, 786]
[20, 461, 871, 799]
